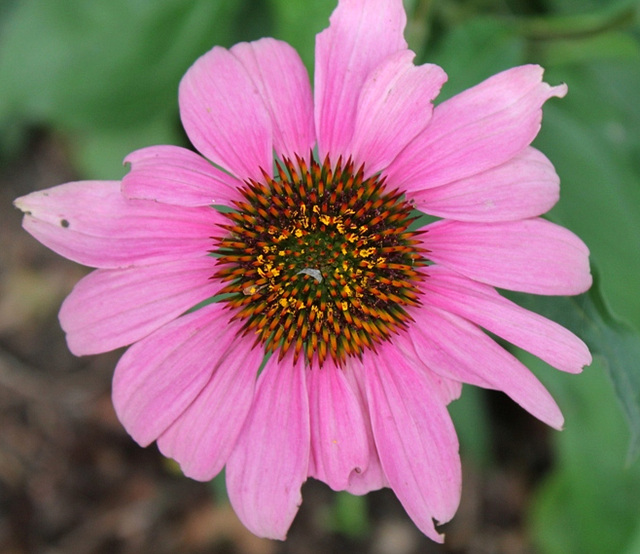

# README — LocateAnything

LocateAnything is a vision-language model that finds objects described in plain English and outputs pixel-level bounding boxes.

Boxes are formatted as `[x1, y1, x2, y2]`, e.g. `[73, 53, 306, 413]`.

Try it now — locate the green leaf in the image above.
[448, 386, 492, 466]
[622, 518, 640, 554]
[584, 280, 640, 464]
[536, 31, 640, 66]
[326, 491, 370, 539]
[535, 60, 640, 330]
[210, 467, 229, 503]
[270, 0, 335, 72]
[67, 117, 181, 180]
[511, 273, 640, 463]
[528, 356, 640, 554]
[425, 17, 526, 100]
[0, 0, 240, 127]
[541, 0, 639, 20]
[515, 0, 638, 39]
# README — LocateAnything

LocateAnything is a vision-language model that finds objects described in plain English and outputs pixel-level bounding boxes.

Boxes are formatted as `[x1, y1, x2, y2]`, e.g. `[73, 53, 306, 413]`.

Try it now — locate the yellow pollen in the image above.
[212, 154, 426, 368]
[358, 247, 376, 258]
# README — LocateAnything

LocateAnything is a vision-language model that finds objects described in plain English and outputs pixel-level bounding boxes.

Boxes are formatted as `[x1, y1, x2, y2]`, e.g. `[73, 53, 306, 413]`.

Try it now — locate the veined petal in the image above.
[349, 51, 447, 176]
[343, 440, 388, 495]
[414, 147, 560, 221]
[401, 306, 565, 429]
[60, 256, 217, 356]
[179, 46, 273, 181]
[423, 218, 592, 295]
[226, 357, 310, 540]
[122, 145, 242, 207]
[231, 39, 315, 162]
[315, 0, 407, 158]
[157, 336, 264, 481]
[341, 359, 389, 495]
[429, 369, 463, 405]
[420, 266, 591, 373]
[363, 344, 461, 542]
[386, 65, 567, 193]
[14, 181, 221, 269]
[112, 302, 241, 447]
[307, 362, 369, 491]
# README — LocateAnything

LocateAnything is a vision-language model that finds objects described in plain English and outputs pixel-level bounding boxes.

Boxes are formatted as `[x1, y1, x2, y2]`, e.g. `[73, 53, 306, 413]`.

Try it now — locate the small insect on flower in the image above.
[14, 0, 591, 543]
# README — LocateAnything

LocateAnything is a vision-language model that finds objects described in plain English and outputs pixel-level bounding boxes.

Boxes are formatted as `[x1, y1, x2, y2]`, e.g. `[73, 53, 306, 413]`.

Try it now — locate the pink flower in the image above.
[14, 0, 591, 543]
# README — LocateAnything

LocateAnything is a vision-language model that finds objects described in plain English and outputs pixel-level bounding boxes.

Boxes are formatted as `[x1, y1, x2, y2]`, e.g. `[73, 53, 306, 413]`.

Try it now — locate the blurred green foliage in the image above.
[512, 276, 640, 552]
[2, 0, 640, 552]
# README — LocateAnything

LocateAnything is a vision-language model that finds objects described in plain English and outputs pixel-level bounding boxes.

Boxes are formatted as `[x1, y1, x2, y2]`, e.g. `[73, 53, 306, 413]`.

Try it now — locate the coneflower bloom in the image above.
[14, 0, 591, 542]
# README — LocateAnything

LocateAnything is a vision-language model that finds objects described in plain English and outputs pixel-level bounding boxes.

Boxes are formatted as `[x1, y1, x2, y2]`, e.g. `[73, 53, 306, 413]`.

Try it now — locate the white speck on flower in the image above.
[297, 268, 323, 283]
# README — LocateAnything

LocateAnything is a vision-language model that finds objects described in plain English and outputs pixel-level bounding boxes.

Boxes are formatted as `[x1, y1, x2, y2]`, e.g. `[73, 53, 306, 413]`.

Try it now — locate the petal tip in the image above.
[551, 82, 568, 99]
[13, 193, 34, 214]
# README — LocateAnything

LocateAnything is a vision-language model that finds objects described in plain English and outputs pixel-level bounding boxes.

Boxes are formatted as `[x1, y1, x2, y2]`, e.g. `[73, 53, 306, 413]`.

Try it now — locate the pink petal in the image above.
[226, 357, 310, 540]
[314, 0, 408, 158]
[112, 302, 243, 447]
[414, 147, 560, 221]
[156, 337, 264, 481]
[231, 39, 315, 162]
[400, 306, 565, 429]
[307, 363, 369, 491]
[363, 344, 461, 542]
[343, 443, 388, 495]
[179, 46, 273, 181]
[122, 145, 242, 207]
[420, 266, 591, 373]
[423, 218, 592, 295]
[386, 65, 567, 193]
[340, 359, 389, 495]
[429, 369, 463, 405]
[59, 256, 217, 356]
[349, 51, 447, 175]
[14, 181, 220, 269]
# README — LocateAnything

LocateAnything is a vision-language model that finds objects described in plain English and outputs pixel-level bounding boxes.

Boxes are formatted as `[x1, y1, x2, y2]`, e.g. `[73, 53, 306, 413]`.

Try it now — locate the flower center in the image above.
[213, 155, 427, 368]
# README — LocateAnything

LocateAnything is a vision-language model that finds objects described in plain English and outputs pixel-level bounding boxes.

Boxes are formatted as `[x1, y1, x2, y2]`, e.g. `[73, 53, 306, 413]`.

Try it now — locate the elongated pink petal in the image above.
[414, 147, 560, 221]
[420, 266, 591, 373]
[226, 357, 310, 540]
[343, 443, 388, 495]
[400, 306, 564, 429]
[386, 65, 567, 193]
[307, 363, 369, 491]
[315, 0, 407, 158]
[179, 46, 273, 181]
[14, 181, 220, 269]
[112, 303, 242, 447]
[363, 344, 461, 542]
[59, 257, 217, 356]
[122, 145, 242, 207]
[349, 51, 447, 175]
[340, 359, 389, 494]
[423, 218, 592, 295]
[429, 369, 463, 405]
[231, 39, 315, 162]
[156, 338, 264, 481]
